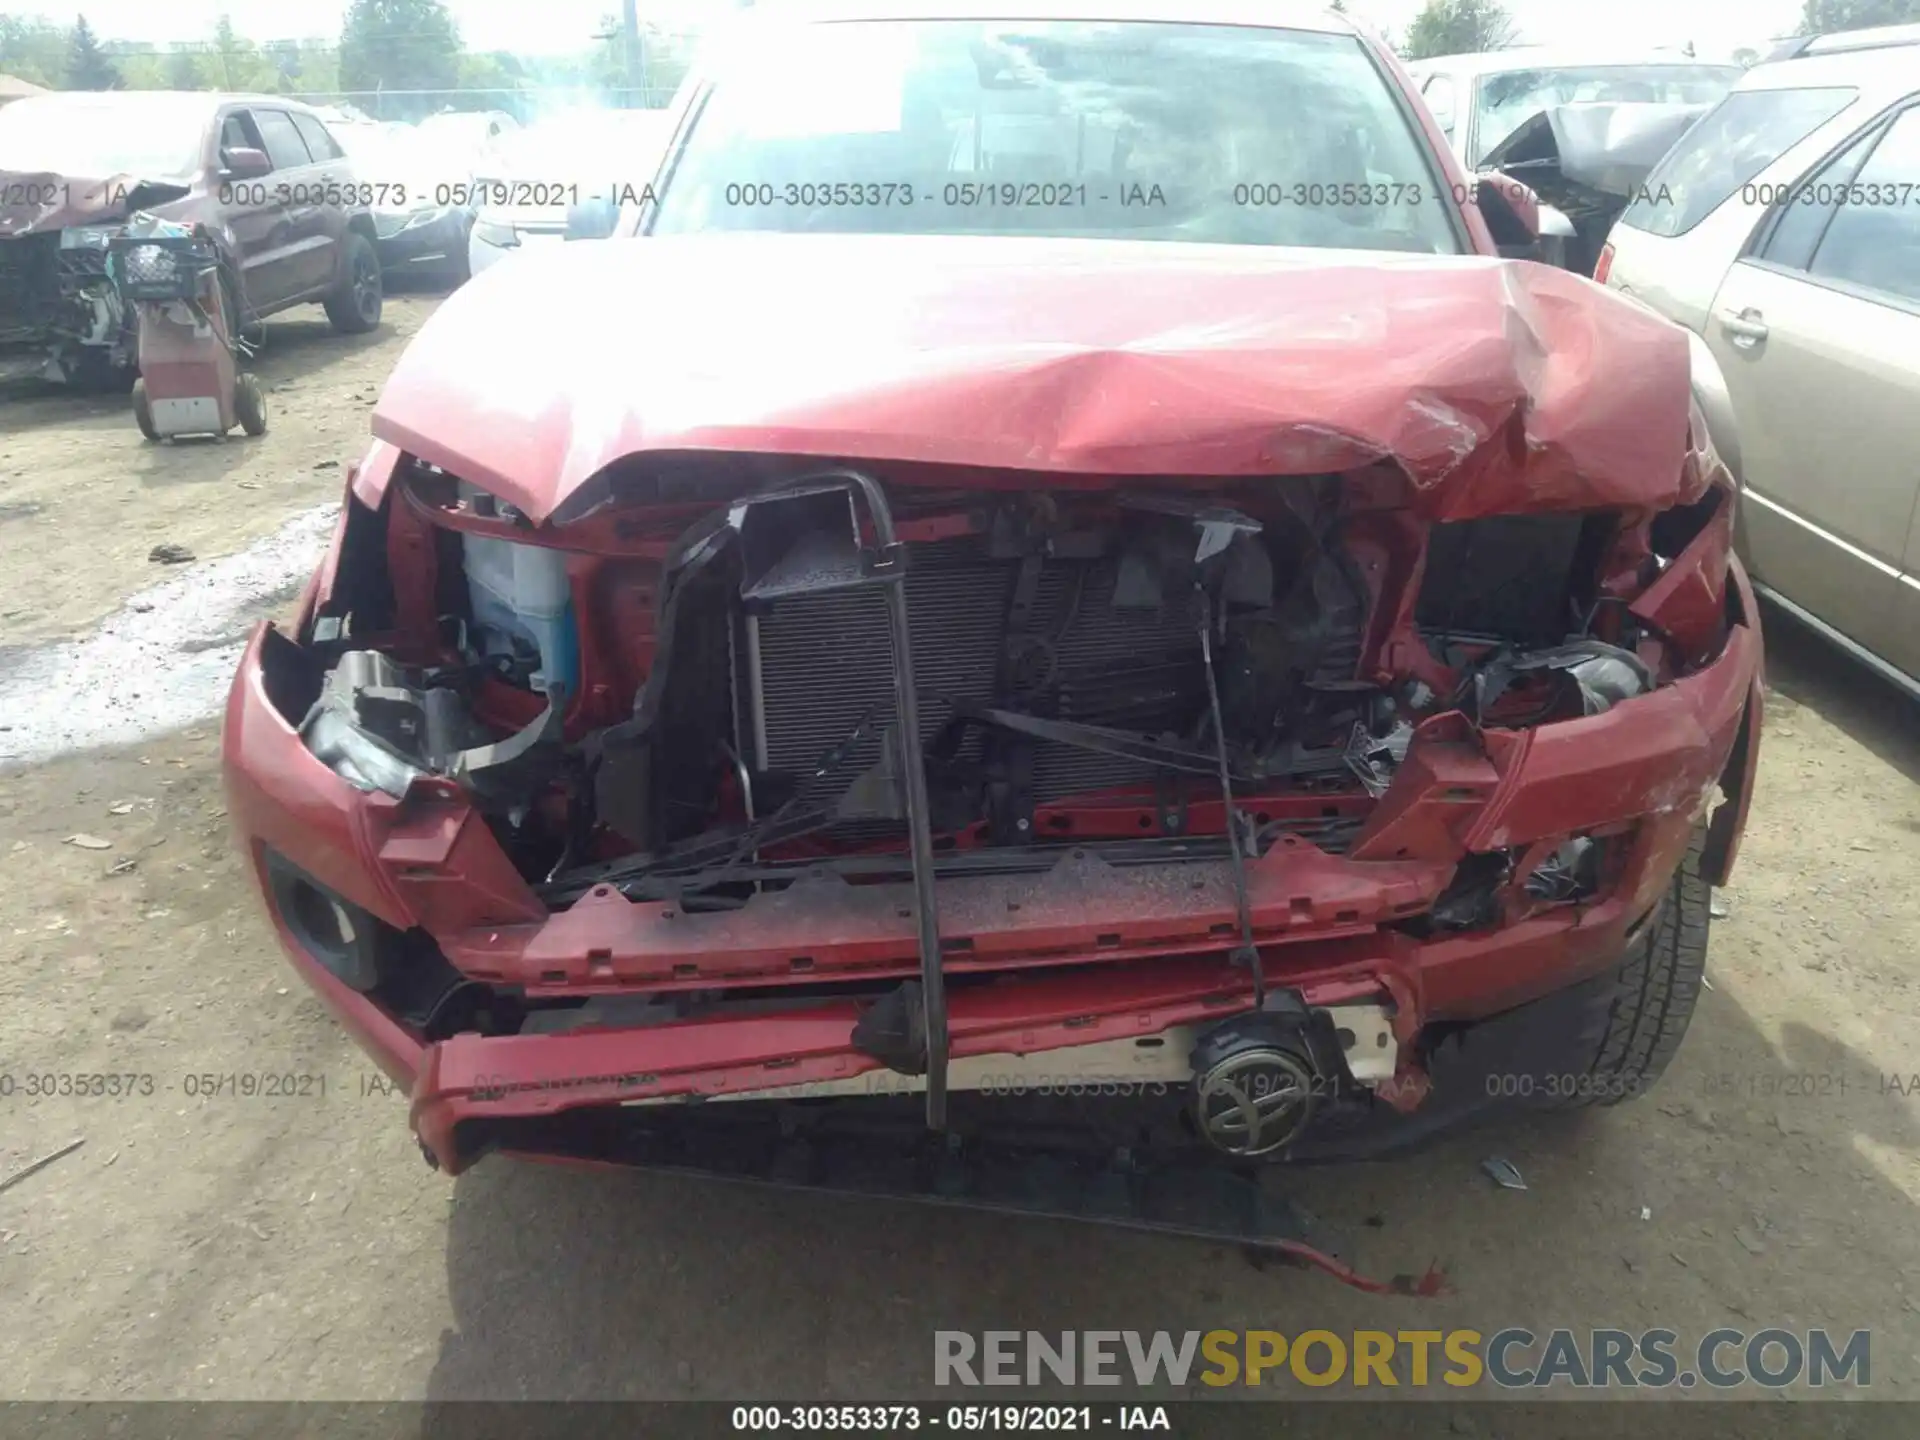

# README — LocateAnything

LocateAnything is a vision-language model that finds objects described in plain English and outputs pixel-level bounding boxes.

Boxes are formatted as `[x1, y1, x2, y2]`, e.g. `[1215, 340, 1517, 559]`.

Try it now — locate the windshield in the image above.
[0, 96, 208, 180]
[1471, 64, 1741, 164]
[651, 20, 1461, 254]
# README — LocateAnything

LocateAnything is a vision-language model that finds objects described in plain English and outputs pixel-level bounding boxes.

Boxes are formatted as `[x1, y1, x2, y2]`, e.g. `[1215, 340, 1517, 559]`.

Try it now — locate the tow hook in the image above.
[1189, 994, 1333, 1158]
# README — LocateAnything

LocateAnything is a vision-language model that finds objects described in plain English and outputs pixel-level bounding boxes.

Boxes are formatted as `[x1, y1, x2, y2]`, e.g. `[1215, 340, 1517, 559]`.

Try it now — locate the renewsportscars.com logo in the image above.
[934, 1329, 1871, 1390]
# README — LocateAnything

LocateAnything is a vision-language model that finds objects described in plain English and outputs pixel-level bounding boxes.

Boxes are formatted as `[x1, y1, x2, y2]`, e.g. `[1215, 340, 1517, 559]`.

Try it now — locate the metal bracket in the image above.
[759, 469, 949, 1129]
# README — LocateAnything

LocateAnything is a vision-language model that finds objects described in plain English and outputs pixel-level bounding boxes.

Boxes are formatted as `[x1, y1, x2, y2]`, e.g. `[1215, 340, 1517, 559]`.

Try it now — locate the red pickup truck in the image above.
[220, 2, 1764, 1274]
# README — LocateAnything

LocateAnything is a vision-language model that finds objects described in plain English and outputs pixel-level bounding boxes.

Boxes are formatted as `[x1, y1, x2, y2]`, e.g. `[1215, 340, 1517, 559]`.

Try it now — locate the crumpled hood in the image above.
[371, 233, 1698, 525]
[1483, 102, 1711, 212]
[0, 169, 192, 239]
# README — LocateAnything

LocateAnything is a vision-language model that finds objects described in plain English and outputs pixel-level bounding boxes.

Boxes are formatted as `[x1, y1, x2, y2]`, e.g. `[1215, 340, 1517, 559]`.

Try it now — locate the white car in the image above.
[467, 109, 676, 277]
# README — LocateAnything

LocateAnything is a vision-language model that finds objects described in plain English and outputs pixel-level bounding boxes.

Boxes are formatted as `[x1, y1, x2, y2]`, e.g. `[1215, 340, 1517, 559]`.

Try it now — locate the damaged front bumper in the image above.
[0, 225, 132, 372]
[226, 553, 1762, 1175]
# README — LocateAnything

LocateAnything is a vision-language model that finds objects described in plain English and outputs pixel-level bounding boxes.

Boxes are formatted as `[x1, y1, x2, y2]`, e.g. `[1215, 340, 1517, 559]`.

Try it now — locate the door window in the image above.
[1808, 106, 1920, 306]
[219, 112, 264, 165]
[1622, 86, 1857, 236]
[1751, 124, 1884, 271]
[290, 112, 344, 162]
[251, 109, 314, 172]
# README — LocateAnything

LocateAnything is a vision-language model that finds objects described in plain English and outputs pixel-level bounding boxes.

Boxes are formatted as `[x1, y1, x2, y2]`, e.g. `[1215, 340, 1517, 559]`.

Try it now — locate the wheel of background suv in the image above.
[325, 234, 384, 334]
[234, 372, 268, 437]
[131, 378, 160, 442]
[444, 220, 473, 287]
[1552, 829, 1711, 1108]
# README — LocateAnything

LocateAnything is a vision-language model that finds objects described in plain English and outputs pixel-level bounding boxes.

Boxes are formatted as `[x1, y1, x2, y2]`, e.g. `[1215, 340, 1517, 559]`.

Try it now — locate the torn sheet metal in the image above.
[0, 169, 189, 238]
[369, 233, 1700, 527]
[1481, 103, 1711, 215]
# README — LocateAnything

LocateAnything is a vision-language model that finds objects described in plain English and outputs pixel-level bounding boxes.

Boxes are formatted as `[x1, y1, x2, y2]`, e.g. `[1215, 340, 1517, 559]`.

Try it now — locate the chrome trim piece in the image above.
[1742, 488, 1903, 578]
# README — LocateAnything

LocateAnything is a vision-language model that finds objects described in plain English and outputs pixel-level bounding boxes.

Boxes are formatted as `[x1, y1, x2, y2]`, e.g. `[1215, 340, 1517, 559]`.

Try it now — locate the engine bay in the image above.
[269, 453, 1716, 934]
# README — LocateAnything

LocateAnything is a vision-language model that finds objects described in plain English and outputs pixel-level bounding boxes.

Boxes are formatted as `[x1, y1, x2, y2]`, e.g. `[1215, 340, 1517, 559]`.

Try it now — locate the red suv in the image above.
[0, 90, 382, 386]
[222, 3, 1762, 1263]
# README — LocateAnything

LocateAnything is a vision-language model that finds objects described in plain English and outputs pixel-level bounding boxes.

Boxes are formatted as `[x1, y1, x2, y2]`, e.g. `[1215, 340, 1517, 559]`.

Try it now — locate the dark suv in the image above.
[0, 90, 383, 386]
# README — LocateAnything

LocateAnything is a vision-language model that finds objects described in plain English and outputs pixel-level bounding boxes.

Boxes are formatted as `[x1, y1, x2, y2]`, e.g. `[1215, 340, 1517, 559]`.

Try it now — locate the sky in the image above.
[18, 0, 1811, 59]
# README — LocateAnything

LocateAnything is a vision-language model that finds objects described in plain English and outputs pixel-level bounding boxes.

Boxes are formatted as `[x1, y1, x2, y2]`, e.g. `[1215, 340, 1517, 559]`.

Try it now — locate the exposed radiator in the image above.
[739, 538, 1212, 811]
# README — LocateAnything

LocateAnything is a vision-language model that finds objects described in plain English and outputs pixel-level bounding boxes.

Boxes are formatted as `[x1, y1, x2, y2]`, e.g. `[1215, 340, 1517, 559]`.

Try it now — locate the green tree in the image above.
[65, 14, 122, 90]
[1403, 0, 1517, 60]
[340, 0, 462, 112]
[209, 16, 278, 91]
[1731, 46, 1760, 66]
[164, 46, 213, 89]
[0, 15, 69, 87]
[588, 15, 688, 106]
[639, 27, 690, 106]
[1800, 0, 1920, 31]
[261, 39, 341, 96]
[456, 50, 524, 109]
[105, 41, 168, 89]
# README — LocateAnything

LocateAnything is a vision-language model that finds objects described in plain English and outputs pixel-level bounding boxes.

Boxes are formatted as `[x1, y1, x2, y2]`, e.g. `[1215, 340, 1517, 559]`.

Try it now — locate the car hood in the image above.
[371, 233, 1701, 526]
[0, 169, 192, 238]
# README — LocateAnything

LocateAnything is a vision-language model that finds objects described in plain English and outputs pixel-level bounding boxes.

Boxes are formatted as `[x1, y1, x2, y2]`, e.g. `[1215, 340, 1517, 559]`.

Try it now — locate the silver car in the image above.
[1600, 25, 1920, 697]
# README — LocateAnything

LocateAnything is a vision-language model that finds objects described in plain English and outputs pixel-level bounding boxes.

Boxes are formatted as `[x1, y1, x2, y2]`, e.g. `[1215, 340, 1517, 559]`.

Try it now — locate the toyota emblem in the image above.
[1194, 1045, 1317, 1157]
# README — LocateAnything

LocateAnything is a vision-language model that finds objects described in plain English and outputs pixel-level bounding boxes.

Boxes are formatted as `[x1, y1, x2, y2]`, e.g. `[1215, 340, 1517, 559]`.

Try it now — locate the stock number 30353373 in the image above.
[731, 1405, 1111, 1431]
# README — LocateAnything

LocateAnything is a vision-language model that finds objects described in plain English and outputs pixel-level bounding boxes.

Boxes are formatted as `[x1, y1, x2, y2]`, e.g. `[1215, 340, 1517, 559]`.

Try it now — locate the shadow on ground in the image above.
[1759, 599, 1920, 786]
[422, 977, 1918, 1401]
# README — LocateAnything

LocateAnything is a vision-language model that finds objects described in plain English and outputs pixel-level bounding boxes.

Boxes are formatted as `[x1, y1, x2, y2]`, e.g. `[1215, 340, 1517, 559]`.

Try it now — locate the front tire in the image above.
[443, 218, 474, 287]
[1556, 831, 1711, 1107]
[131, 377, 160, 441]
[325, 233, 383, 334]
[234, 372, 268, 436]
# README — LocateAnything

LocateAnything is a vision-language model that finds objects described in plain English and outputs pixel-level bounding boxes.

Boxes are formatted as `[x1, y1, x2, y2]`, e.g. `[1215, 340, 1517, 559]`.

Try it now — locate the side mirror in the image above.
[564, 196, 619, 242]
[1474, 169, 1543, 253]
[221, 147, 272, 181]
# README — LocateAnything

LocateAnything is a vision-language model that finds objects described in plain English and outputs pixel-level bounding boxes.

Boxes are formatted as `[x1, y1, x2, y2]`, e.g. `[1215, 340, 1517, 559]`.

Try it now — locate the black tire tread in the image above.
[234, 373, 268, 437]
[1564, 830, 1710, 1107]
[324, 234, 383, 335]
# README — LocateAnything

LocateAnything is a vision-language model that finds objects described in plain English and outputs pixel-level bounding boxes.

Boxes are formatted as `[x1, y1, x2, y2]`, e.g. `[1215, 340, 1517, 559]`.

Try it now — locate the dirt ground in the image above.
[0, 297, 437, 653]
[0, 298, 1917, 1404]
